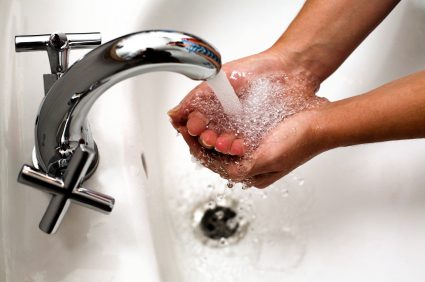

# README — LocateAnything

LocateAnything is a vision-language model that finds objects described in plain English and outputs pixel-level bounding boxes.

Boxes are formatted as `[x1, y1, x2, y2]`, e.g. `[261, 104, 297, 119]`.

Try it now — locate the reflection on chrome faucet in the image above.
[15, 30, 222, 234]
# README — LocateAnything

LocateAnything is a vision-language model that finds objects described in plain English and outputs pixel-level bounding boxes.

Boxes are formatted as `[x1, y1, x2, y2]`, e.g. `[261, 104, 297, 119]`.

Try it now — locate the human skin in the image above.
[168, 0, 425, 188]
[168, 52, 326, 183]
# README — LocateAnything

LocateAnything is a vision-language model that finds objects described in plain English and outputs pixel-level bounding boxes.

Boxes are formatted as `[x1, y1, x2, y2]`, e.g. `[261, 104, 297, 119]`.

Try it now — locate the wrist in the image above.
[259, 47, 321, 93]
[307, 105, 342, 153]
[265, 40, 333, 83]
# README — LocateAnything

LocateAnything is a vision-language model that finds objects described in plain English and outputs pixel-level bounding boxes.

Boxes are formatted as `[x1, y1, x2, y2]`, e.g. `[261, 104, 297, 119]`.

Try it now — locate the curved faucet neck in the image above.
[34, 30, 221, 175]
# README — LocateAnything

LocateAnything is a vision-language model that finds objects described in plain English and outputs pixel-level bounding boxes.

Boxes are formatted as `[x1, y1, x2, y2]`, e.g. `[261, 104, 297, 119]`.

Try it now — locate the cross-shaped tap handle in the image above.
[15, 32, 101, 74]
[18, 145, 115, 234]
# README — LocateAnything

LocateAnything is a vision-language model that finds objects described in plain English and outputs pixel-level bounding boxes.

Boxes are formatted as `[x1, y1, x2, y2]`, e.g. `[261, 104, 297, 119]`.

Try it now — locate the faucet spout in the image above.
[34, 30, 221, 175]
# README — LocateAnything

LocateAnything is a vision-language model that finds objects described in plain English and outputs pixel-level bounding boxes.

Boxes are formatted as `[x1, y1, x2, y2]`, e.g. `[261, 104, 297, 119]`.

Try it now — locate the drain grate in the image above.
[193, 198, 249, 248]
[200, 206, 239, 239]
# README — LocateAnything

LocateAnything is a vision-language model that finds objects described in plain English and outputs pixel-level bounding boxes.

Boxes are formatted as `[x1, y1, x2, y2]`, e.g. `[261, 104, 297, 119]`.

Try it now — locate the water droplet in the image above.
[241, 183, 251, 190]
[216, 193, 225, 202]
[293, 175, 305, 186]
[207, 200, 216, 209]
[219, 237, 229, 246]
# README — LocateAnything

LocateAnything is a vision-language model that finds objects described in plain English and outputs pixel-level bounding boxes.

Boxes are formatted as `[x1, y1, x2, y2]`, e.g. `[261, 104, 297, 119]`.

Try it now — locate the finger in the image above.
[167, 82, 211, 125]
[179, 126, 225, 175]
[167, 103, 186, 126]
[178, 126, 203, 156]
[229, 139, 245, 156]
[199, 129, 218, 149]
[187, 111, 208, 136]
[215, 133, 236, 154]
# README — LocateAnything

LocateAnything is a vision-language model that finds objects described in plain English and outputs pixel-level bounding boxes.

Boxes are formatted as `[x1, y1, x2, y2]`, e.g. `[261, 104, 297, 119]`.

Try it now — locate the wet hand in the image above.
[168, 51, 328, 187]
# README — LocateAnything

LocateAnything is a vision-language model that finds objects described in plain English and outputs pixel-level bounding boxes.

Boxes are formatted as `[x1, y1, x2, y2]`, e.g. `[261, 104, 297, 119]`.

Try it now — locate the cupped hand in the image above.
[168, 50, 329, 188]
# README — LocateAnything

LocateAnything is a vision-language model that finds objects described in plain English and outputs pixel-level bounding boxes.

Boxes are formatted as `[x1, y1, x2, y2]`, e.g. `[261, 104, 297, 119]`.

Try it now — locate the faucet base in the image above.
[32, 142, 99, 180]
[84, 142, 100, 179]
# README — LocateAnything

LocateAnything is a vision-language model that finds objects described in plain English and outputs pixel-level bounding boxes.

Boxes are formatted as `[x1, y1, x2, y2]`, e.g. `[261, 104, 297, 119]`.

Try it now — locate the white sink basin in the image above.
[1, 0, 425, 281]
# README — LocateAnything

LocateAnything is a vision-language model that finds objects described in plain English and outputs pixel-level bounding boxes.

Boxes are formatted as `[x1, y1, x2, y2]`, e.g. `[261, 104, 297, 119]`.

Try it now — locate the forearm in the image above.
[269, 0, 400, 81]
[316, 71, 425, 149]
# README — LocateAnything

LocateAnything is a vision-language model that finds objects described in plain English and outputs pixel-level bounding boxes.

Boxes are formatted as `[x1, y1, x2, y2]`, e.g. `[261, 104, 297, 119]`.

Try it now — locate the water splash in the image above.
[281, 189, 289, 198]
[190, 71, 323, 182]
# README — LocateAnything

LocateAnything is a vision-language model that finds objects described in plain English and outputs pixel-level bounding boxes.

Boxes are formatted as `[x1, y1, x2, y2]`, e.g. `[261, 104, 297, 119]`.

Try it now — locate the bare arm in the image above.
[317, 71, 425, 149]
[169, 0, 414, 188]
[270, 0, 400, 81]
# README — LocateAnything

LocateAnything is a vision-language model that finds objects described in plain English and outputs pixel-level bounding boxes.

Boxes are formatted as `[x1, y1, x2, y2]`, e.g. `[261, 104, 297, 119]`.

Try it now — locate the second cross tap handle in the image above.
[18, 145, 115, 234]
[15, 32, 101, 75]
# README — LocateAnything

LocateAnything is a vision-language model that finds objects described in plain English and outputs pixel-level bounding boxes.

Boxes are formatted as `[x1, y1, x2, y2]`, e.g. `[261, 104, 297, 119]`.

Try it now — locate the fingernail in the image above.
[199, 138, 213, 149]
[215, 147, 224, 153]
[188, 129, 196, 136]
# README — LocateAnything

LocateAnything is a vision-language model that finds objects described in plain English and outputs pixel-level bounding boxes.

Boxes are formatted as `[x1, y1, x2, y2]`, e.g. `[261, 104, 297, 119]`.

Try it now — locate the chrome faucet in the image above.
[15, 30, 221, 234]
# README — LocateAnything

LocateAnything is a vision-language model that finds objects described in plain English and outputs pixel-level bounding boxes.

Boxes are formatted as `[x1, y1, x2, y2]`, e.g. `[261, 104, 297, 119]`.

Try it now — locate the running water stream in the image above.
[207, 70, 242, 115]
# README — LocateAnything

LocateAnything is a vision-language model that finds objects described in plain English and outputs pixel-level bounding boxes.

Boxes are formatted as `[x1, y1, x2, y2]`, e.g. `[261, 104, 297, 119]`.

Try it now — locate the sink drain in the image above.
[193, 198, 249, 248]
